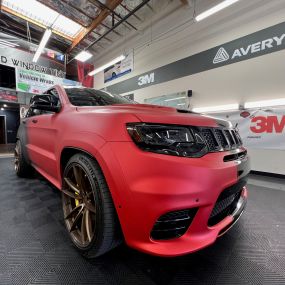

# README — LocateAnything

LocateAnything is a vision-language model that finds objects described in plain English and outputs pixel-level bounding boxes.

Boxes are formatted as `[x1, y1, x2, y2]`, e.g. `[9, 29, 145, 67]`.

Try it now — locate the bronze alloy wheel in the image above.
[14, 142, 20, 172]
[62, 153, 121, 257]
[14, 140, 33, 177]
[62, 164, 97, 248]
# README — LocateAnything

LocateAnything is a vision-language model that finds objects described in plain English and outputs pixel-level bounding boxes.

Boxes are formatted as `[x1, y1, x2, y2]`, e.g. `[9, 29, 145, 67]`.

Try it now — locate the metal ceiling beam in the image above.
[90, 0, 138, 31]
[85, 0, 150, 50]
[119, 3, 142, 22]
[67, 0, 123, 52]
[146, 3, 154, 12]
[100, 22, 122, 37]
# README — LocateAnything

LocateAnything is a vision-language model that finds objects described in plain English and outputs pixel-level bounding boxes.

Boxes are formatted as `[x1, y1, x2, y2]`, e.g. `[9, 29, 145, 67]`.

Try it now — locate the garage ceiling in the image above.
[0, 0, 186, 60]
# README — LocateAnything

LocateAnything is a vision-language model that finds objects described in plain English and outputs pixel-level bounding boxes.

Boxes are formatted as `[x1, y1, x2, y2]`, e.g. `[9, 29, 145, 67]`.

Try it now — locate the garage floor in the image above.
[0, 157, 284, 285]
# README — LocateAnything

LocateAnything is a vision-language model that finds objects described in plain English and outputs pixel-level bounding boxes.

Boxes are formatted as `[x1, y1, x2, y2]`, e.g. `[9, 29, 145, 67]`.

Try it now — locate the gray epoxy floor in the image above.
[0, 157, 285, 285]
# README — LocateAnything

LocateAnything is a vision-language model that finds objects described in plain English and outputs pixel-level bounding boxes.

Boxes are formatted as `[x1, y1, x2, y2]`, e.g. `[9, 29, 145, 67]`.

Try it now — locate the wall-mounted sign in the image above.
[212, 109, 285, 150]
[106, 21, 285, 94]
[138, 72, 154, 86]
[104, 51, 133, 83]
[0, 88, 17, 102]
[16, 68, 81, 94]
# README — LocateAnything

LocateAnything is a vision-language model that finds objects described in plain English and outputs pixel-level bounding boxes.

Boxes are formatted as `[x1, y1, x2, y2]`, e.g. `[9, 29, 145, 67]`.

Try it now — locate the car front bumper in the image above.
[97, 142, 250, 257]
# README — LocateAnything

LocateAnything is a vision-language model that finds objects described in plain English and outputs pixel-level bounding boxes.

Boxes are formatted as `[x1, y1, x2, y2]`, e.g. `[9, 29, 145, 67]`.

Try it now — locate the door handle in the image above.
[32, 119, 38, 124]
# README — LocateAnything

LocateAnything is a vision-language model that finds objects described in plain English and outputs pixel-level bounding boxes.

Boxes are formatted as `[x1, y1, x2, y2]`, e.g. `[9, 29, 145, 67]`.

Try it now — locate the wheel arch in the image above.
[59, 146, 125, 237]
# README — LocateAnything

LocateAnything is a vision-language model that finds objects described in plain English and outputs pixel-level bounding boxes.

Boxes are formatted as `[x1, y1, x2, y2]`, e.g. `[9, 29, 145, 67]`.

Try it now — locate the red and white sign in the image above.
[0, 89, 17, 102]
[213, 108, 285, 150]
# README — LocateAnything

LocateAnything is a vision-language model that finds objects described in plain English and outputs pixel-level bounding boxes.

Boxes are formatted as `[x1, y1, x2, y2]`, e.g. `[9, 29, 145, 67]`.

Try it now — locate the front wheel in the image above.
[14, 140, 33, 177]
[62, 153, 121, 258]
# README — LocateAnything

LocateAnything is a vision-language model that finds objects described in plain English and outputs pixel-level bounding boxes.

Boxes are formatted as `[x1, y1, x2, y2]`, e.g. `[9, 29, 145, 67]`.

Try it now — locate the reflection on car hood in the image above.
[76, 104, 232, 128]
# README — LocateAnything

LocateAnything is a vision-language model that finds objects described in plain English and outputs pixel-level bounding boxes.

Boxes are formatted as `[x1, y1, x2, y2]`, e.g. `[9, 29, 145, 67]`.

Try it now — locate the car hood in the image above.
[76, 104, 232, 128]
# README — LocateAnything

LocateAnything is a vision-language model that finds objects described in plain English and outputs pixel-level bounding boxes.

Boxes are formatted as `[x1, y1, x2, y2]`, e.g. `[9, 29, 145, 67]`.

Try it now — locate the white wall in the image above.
[93, 0, 285, 175]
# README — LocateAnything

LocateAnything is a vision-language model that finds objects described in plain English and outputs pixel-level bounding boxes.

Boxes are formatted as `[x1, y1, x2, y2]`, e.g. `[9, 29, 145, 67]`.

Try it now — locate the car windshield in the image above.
[64, 88, 135, 106]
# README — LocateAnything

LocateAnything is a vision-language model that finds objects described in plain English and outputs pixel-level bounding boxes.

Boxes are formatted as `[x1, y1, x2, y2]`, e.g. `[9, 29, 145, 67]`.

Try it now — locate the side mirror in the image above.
[30, 95, 61, 113]
[31, 103, 61, 113]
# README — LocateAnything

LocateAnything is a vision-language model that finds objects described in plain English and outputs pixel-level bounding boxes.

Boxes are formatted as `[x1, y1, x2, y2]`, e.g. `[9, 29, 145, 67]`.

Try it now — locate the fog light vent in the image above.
[151, 208, 197, 240]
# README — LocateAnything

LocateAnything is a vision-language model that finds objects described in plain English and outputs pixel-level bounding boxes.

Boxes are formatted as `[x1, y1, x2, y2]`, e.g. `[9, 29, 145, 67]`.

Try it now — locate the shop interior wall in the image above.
[93, 0, 285, 175]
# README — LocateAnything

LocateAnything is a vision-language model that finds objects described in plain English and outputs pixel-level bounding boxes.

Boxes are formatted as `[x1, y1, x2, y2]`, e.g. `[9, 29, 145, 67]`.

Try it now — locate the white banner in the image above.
[104, 51, 133, 83]
[16, 68, 81, 94]
[212, 108, 285, 150]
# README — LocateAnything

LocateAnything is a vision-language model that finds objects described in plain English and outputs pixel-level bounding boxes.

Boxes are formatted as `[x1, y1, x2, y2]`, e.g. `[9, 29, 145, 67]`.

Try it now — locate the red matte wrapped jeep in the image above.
[15, 85, 249, 258]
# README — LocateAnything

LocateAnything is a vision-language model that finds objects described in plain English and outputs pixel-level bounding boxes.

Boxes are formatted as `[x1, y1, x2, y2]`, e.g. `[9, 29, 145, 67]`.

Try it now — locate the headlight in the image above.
[126, 123, 208, 158]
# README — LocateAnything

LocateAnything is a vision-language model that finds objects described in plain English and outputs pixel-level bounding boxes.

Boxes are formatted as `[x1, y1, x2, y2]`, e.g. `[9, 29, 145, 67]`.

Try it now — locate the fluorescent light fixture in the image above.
[195, 0, 239, 22]
[88, 55, 126, 76]
[0, 39, 19, 47]
[164, 96, 186, 102]
[75, 50, 93, 62]
[244, 98, 285, 109]
[33, 29, 52, 63]
[192, 104, 239, 113]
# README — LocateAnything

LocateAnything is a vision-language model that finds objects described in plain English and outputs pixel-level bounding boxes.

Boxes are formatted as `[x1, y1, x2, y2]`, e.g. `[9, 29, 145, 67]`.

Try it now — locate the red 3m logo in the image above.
[250, 116, 285, 133]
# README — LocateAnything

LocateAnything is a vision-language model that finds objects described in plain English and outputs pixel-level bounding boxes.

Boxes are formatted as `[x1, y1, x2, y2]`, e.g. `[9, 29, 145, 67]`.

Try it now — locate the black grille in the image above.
[208, 179, 246, 226]
[201, 129, 219, 151]
[201, 128, 242, 151]
[151, 208, 197, 240]
[214, 129, 229, 149]
[224, 130, 235, 146]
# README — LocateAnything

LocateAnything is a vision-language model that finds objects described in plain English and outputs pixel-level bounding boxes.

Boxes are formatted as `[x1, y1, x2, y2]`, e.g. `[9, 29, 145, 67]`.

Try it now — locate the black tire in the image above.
[62, 153, 122, 258]
[14, 140, 33, 177]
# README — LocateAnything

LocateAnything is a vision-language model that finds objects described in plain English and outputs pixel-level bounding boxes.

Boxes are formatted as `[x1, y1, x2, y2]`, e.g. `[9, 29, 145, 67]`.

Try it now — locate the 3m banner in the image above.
[104, 51, 133, 83]
[213, 108, 285, 150]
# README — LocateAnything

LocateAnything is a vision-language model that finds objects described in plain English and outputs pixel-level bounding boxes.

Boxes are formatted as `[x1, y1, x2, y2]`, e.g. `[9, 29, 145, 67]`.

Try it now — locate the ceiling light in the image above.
[33, 29, 52, 63]
[3, 104, 7, 107]
[88, 55, 126, 76]
[1, 108, 4, 111]
[192, 104, 239, 113]
[164, 96, 186, 102]
[195, 0, 239, 22]
[0, 39, 19, 47]
[244, 98, 285, 109]
[75, 50, 93, 62]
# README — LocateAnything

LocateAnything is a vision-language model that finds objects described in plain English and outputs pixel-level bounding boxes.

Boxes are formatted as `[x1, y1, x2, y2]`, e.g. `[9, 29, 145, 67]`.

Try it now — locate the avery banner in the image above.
[213, 108, 285, 150]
